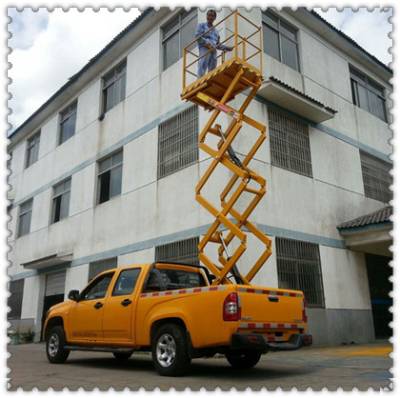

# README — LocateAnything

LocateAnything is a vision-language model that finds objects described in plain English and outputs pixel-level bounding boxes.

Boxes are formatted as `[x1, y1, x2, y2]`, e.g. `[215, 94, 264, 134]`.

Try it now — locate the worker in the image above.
[195, 9, 233, 77]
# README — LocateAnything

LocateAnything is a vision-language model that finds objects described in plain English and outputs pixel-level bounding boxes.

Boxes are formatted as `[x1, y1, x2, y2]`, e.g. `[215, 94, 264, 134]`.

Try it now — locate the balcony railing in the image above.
[182, 10, 263, 91]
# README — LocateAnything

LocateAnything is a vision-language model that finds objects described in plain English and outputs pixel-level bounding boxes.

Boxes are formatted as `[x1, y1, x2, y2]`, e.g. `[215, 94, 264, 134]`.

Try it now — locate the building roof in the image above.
[309, 11, 392, 75]
[9, 8, 393, 142]
[268, 76, 337, 114]
[337, 206, 392, 230]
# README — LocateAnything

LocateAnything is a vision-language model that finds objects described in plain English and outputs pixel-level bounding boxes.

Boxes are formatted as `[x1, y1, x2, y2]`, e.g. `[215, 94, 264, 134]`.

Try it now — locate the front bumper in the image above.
[231, 333, 312, 352]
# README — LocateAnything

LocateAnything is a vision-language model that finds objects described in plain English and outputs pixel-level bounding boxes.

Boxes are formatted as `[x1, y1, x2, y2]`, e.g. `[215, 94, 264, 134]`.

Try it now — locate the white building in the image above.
[8, 8, 392, 345]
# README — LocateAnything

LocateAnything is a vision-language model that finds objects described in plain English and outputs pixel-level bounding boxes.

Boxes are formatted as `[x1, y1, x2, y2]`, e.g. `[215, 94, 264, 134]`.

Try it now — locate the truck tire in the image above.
[226, 351, 262, 369]
[113, 351, 134, 361]
[152, 323, 191, 376]
[46, 326, 70, 364]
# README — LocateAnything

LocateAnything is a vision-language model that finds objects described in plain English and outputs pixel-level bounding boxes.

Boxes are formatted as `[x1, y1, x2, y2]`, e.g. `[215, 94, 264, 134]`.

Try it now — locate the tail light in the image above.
[302, 297, 308, 323]
[223, 292, 241, 321]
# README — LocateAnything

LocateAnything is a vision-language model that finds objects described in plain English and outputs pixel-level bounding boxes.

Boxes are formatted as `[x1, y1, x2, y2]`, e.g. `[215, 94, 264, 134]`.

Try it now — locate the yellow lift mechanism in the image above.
[181, 11, 272, 286]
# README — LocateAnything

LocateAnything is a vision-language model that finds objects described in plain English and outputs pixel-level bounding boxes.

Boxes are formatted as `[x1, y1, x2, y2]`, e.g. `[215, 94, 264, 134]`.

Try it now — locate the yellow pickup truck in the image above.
[44, 262, 311, 376]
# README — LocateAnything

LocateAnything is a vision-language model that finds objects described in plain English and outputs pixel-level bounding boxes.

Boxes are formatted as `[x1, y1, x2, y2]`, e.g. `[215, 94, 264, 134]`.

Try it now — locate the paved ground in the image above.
[8, 342, 392, 391]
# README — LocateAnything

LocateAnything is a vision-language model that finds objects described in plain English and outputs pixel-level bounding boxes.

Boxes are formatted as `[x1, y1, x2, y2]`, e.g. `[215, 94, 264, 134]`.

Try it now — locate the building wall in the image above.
[8, 8, 391, 345]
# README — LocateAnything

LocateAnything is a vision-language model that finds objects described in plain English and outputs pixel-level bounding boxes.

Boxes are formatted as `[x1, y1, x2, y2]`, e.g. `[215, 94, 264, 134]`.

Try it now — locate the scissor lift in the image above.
[181, 11, 272, 285]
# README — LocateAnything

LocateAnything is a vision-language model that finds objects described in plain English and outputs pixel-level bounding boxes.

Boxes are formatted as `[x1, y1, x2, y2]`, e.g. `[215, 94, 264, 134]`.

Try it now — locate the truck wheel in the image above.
[113, 351, 134, 361]
[152, 323, 191, 376]
[46, 326, 70, 364]
[226, 351, 262, 369]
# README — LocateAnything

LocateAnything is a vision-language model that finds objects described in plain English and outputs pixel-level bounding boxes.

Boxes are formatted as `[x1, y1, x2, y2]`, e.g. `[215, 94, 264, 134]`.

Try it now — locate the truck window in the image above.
[143, 268, 206, 292]
[80, 272, 114, 300]
[112, 268, 141, 296]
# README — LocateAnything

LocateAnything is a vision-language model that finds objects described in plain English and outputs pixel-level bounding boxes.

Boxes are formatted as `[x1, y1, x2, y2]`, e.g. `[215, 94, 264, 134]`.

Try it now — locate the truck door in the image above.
[67, 272, 115, 342]
[102, 268, 142, 343]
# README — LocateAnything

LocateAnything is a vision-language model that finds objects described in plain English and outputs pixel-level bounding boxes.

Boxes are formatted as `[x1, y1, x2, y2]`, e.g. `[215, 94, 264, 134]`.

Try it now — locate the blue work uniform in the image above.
[195, 22, 229, 77]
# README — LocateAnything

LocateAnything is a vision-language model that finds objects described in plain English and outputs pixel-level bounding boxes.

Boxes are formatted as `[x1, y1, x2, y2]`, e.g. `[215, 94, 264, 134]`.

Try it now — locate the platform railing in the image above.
[182, 10, 263, 91]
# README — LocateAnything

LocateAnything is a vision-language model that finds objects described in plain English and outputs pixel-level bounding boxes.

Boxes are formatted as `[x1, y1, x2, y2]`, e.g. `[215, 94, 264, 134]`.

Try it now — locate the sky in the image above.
[8, 8, 392, 132]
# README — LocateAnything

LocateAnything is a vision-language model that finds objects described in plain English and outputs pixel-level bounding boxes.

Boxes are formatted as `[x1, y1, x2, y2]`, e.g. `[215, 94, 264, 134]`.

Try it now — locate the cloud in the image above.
[8, 8, 140, 131]
[315, 8, 393, 66]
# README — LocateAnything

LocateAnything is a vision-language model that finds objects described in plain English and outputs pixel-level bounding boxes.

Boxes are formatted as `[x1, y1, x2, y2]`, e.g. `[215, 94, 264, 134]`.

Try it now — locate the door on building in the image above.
[366, 254, 392, 339]
[41, 270, 66, 339]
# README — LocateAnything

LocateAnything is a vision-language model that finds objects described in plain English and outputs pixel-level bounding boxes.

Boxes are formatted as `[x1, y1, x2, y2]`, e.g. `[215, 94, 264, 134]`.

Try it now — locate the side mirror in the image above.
[68, 289, 80, 302]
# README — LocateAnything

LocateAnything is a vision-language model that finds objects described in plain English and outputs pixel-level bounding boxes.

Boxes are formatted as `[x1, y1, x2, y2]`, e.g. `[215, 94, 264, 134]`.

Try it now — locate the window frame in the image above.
[88, 257, 118, 282]
[262, 10, 300, 72]
[58, 101, 77, 145]
[276, 237, 325, 308]
[155, 237, 200, 266]
[161, 8, 197, 71]
[360, 150, 392, 203]
[101, 60, 127, 114]
[157, 106, 199, 179]
[51, 177, 71, 224]
[17, 198, 33, 238]
[25, 131, 41, 169]
[8, 279, 24, 320]
[96, 150, 123, 204]
[350, 66, 387, 122]
[268, 106, 313, 177]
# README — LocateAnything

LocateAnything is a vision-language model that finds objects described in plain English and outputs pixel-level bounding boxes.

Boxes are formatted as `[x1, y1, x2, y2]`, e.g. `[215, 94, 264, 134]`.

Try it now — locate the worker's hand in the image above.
[225, 46, 234, 51]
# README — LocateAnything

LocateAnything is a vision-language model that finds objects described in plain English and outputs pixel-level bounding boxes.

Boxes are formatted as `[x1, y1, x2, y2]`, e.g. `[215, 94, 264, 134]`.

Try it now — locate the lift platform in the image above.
[181, 11, 272, 286]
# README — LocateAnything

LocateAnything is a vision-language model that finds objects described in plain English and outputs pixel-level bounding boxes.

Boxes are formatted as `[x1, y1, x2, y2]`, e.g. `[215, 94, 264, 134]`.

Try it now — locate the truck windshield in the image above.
[144, 268, 206, 292]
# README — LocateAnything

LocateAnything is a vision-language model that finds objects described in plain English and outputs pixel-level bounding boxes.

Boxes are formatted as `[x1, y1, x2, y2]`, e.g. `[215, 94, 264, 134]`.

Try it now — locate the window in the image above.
[25, 131, 40, 168]
[112, 268, 141, 296]
[144, 267, 206, 292]
[81, 272, 114, 300]
[350, 67, 387, 122]
[59, 101, 77, 145]
[8, 279, 24, 319]
[262, 10, 299, 71]
[276, 237, 325, 307]
[102, 60, 126, 113]
[51, 178, 71, 223]
[157, 106, 198, 178]
[360, 151, 392, 203]
[268, 108, 312, 177]
[97, 150, 123, 204]
[162, 8, 197, 70]
[17, 199, 33, 237]
[88, 257, 117, 281]
[155, 237, 200, 266]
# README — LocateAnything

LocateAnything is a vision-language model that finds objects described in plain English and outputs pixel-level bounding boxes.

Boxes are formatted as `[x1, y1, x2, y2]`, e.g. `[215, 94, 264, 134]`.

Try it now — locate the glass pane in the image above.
[368, 91, 387, 121]
[99, 171, 111, 203]
[112, 151, 123, 166]
[112, 268, 141, 296]
[99, 157, 112, 173]
[181, 15, 197, 52]
[52, 196, 61, 223]
[82, 273, 114, 300]
[20, 200, 32, 213]
[357, 84, 369, 111]
[60, 113, 76, 144]
[60, 192, 70, 220]
[162, 15, 180, 39]
[280, 21, 297, 41]
[281, 35, 299, 70]
[263, 10, 279, 29]
[163, 31, 180, 70]
[110, 165, 122, 198]
[19, 212, 31, 236]
[263, 25, 280, 61]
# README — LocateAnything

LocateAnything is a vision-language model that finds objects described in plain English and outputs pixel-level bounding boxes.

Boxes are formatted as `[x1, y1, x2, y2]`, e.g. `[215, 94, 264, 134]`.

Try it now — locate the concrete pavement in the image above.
[8, 342, 392, 390]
